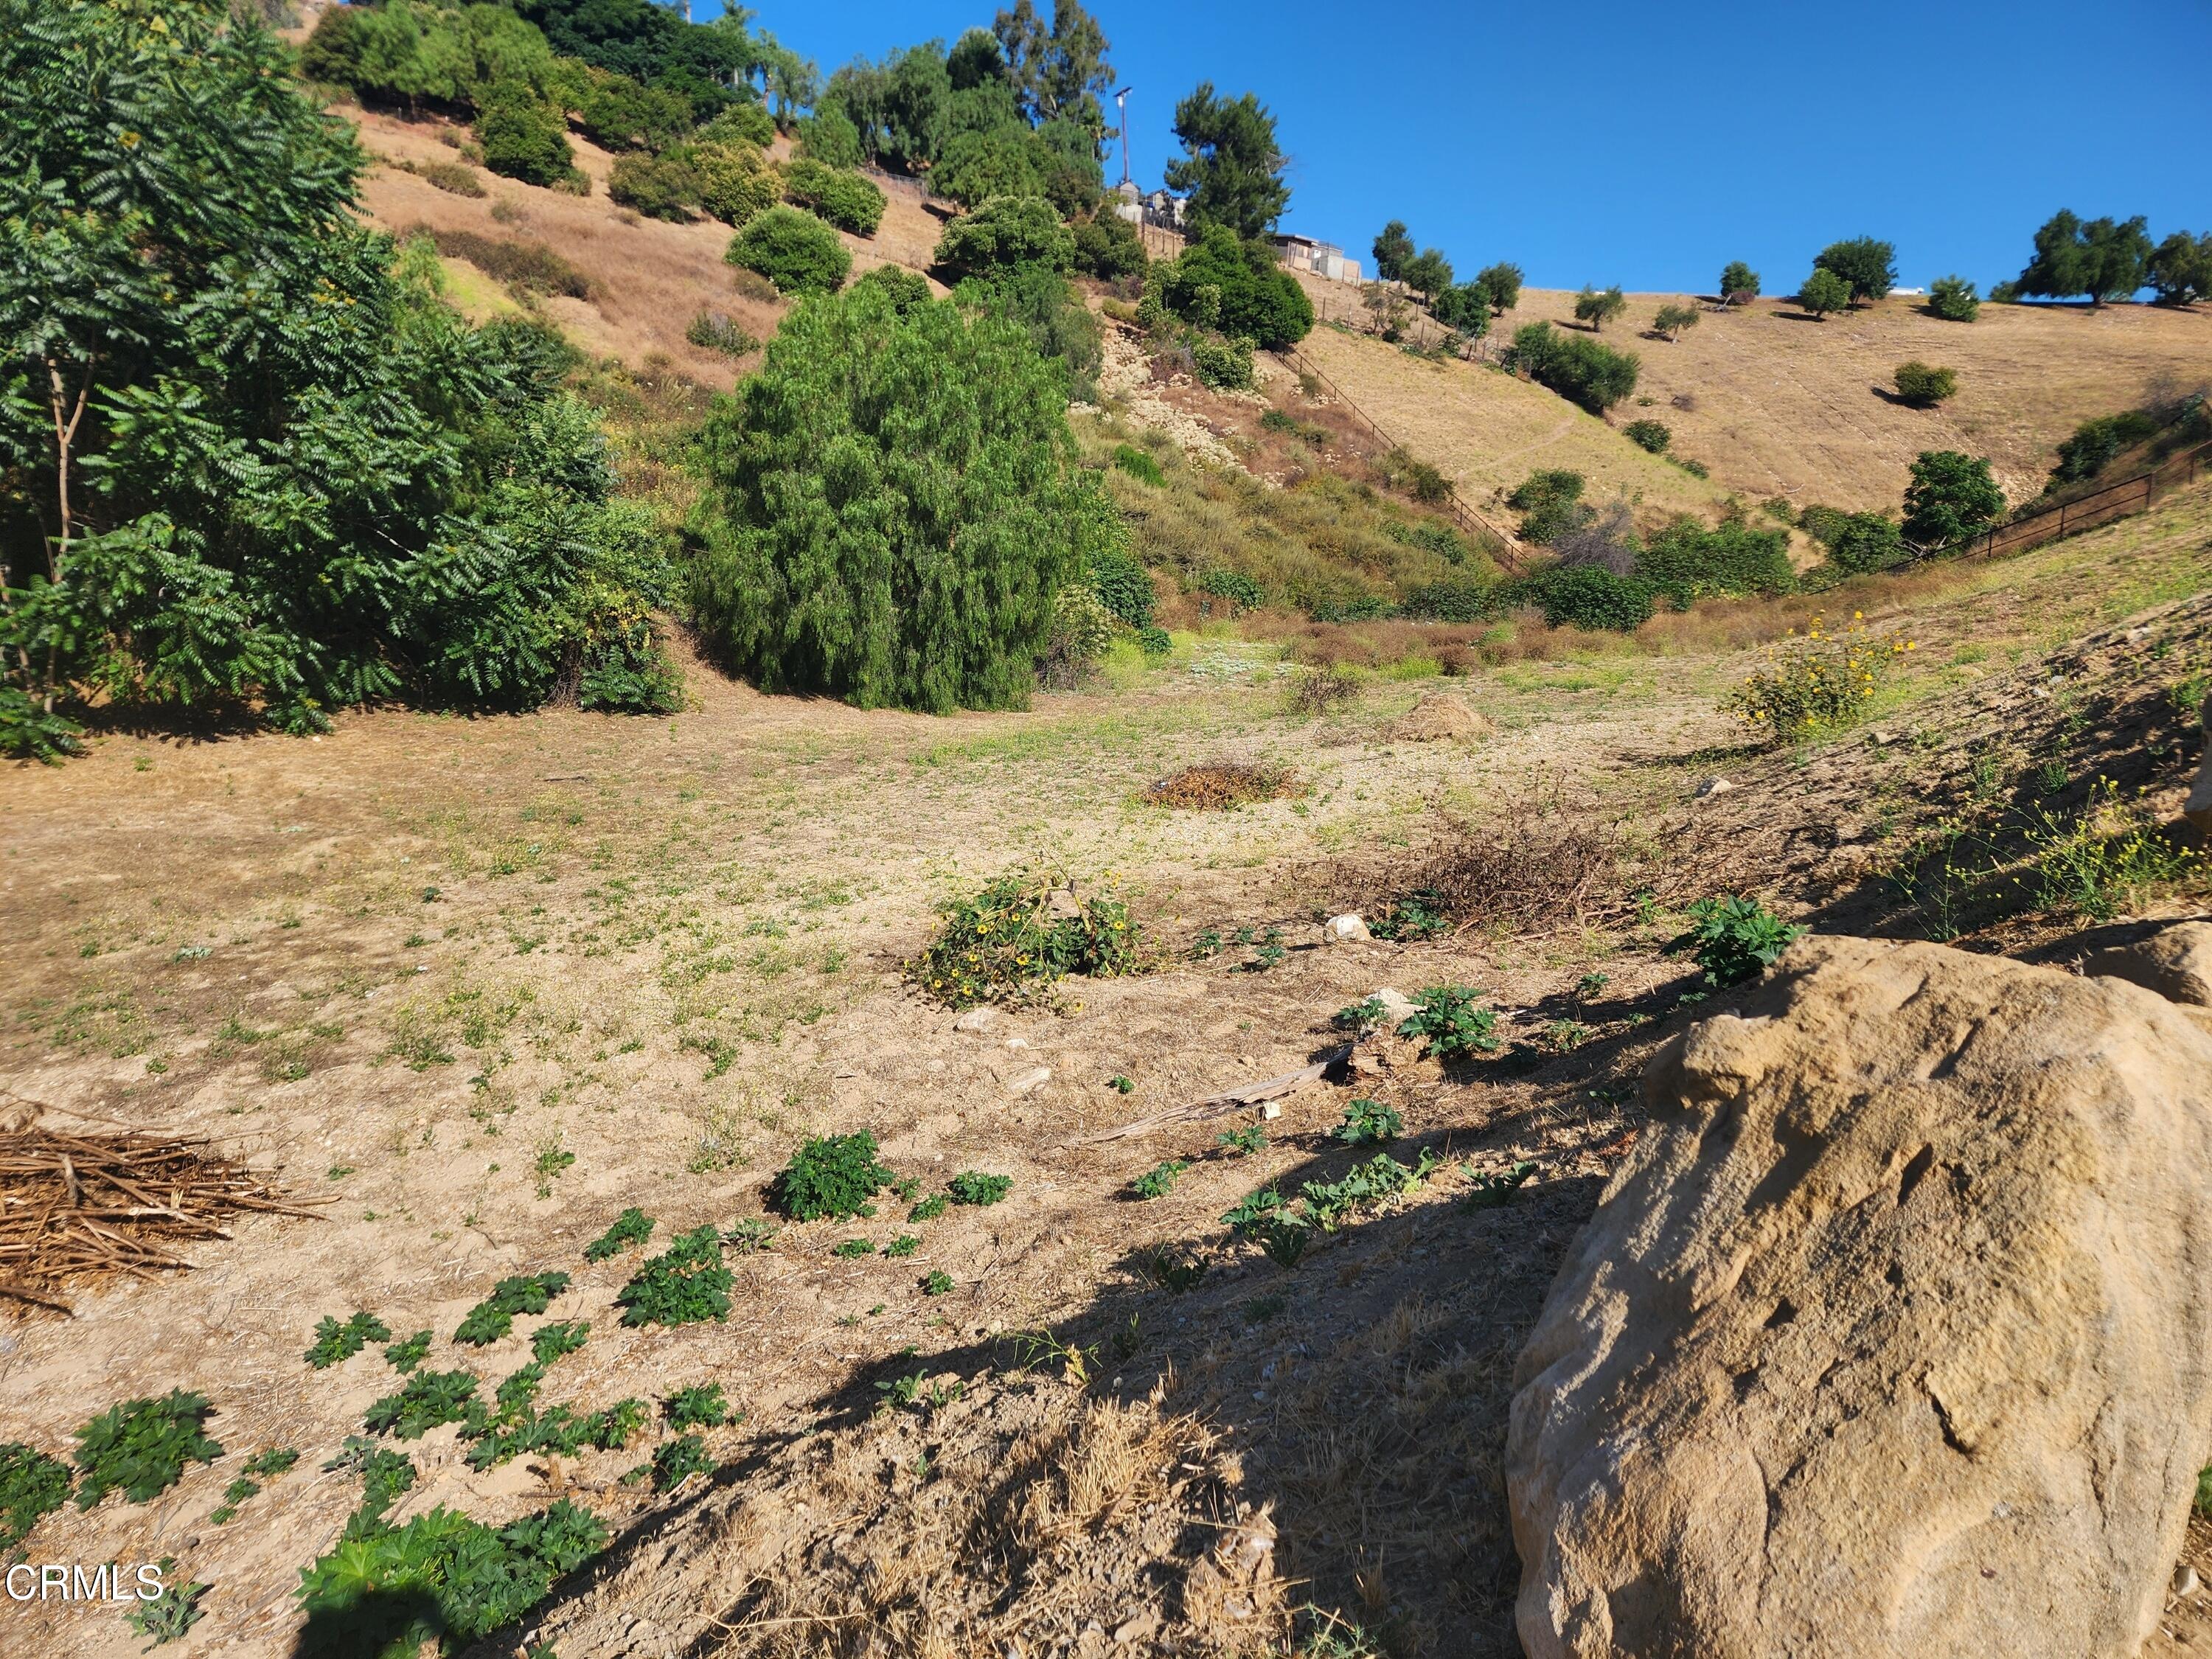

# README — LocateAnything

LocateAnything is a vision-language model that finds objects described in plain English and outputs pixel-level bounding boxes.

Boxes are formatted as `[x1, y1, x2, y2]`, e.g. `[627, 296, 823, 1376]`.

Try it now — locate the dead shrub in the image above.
[1144, 762, 1303, 810]
[401, 223, 595, 299]
[1285, 664, 1360, 717]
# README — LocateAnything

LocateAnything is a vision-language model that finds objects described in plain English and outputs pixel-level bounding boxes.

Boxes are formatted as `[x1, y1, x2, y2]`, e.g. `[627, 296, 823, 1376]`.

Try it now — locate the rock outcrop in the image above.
[1507, 936, 2212, 1659]
[2087, 920, 2212, 1008]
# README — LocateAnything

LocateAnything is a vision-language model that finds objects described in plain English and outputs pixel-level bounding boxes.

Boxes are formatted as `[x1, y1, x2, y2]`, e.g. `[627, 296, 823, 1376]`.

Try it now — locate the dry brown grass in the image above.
[1143, 760, 1304, 810]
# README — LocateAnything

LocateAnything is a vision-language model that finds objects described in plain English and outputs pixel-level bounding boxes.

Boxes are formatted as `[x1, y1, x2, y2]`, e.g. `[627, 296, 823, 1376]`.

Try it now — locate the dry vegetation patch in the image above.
[1142, 761, 1304, 810]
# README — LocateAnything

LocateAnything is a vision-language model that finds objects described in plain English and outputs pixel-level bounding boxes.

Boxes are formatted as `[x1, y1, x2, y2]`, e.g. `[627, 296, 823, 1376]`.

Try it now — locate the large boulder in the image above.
[1507, 936, 2212, 1659]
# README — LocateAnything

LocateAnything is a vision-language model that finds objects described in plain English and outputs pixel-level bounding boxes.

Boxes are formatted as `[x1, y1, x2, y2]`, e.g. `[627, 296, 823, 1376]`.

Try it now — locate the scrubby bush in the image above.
[1505, 322, 1639, 414]
[1506, 469, 1593, 544]
[608, 151, 701, 221]
[1719, 260, 1759, 299]
[690, 142, 780, 227]
[1573, 285, 1627, 331]
[1162, 226, 1314, 351]
[1652, 302, 1700, 340]
[956, 262, 1101, 394]
[1517, 565, 1653, 632]
[1825, 512, 1907, 574]
[1812, 237, 1897, 302]
[1902, 451, 2004, 547]
[686, 311, 759, 356]
[1072, 211, 1147, 279]
[1636, 518, 1793, 603]
[573, 67, 692, 153]
[1724, 614, 1907, 740]
[1622, 420, 1672, 454]
[698, 102, 777, 149]
[690, 279, 1116, 712]
[782, 158, 886, 235]
[795, 105, 864, 167]
[906, 869, 1141, 1006]
[726, 205, 851, 294]
[1089, 549, 1156, 630]
[1893, 361, 1958, 407]
[300, 0, 561, 113]
[1430, 282, 1492, 336]
[933, 194, 1076, 279]
[1191, 335, 1256, 390]
[475, 88, 577, 187]
[1927, 274, 1980, 321]
[2051, 410, 2160, 484]
[1799, 268, 1851, 318]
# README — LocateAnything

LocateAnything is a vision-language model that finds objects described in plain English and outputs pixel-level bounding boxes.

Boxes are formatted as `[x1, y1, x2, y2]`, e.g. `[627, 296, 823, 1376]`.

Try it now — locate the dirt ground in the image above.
[3, 475, 2210, 1656]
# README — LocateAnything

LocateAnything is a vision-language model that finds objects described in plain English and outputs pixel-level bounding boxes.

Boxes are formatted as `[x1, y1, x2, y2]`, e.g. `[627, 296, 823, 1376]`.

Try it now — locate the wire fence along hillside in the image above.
[1271, 346, 1526, 571]
[1918, 440, 2212, 566]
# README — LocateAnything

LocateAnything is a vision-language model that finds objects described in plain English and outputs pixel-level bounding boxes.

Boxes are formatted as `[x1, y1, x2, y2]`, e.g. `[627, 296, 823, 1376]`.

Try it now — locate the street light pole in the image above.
[1113, 86, 1133, 189]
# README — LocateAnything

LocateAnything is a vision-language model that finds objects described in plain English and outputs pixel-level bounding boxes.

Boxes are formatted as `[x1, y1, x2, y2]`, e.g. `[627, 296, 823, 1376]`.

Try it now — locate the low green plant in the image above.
[947, 1170, 1012, 1207]
[686, 310, 759, 356]
[833, 1238, 876, 1259]
[583, 1207, 656, 1262]
[2023, 780, 2202, 921]
[1297, 1151, 1439, 1231]
[1242, 928, 1287, 971]
[908, 870, 1144, 1008]
[650, 1433, 715, 1493]
[307, 1311, 392, 1369]
[1464, 1161, 1538, 1210]
[530, 1321, 590, 1365]
[384, 1330, 433, 1374]
[1335, 1098, 1402, 1145]
[920, 1270, 954, 1295]
[364, 1371, 479, 1441]
[773, 1133, 895, 1221]
[724, 1217, 779, 1253]
[1398, 987, 1501, 1060]
[1534, 1018, 1593, 1054]
[1217, 1124, 1267, 1156]
[0, 1444, 72, 1557]
[617, 1225, 734, 1328]
[883, 1233, 920, 1258]
[455, 1273, 571, 1346]
[1113, 443, 1166, 486]
[1724, 616, 1909, 742]
[125, 1560, 207, 1647]
[294, 1498, 608, 1656]
[1622, 419, 1671, 453]
[323, 1437, 417, 1525]
[1131, 1160, 1189, 1200]
[664, 1385, 731, 1430]
[73, 1392, 223, 1509]
[1258, 1218, 1309, 1267]
[210, 1446, 299, 1523]
[1369, 890, 1450, 941]
[1670, 896, 1806, 986]
[1147, 1249, 1208, 1292]
[1221, 1186, 1286, 1234]
[907, 1192, 950, 1222]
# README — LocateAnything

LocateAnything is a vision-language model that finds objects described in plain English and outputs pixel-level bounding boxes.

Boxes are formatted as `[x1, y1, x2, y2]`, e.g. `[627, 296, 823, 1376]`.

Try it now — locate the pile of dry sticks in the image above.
[0, 1119, 322, 1315]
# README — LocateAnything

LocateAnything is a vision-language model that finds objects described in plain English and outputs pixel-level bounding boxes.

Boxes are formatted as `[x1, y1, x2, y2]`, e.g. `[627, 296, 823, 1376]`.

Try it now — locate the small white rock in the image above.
[1006, 1065, 1051, 1096]
[1371, 988, 1418, 1024]
[1323, 913, 1371, 943]
[952, 1007, 999, 1034]
[1695, 776, 1736, 799]
[2175, 1563, 2201, 1599]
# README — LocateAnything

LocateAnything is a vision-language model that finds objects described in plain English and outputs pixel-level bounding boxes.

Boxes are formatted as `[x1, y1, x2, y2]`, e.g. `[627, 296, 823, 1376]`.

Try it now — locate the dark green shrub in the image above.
[307, 1311, 393, 1369]
[1903, 451, 2005, 547]
[948, 1171, 1012, 1206]
[1475, 262, 1523, 313]
[1635, 518, 1794, 602]
[72, 1392, 221, 1509]
[1397, 987, 1501, 1060]
[1622, 420, 1672, 454]
[921, 1270, 954, 1295]
[1196, 568, 1265, 611]
[476, 88, 576, 187]
[2052, 410, 2160, 484]
[2149, 232, 2212, 307]
[796, 105, 864, 167]
[1090, 549, 1156, 628]
[956, 262, 1102, 392]
[616, 1225, 733, 1326]
[453, 1273, 571, 1346]
[294, 1498, 607, 1656]
[608, 150, 701, 221]
[726, 205, 851, 294]
[1506, 322, 1640, 414]
[933, 194, 1076, 279]
[1112, 444, 1166, 487]
[691, 141, 781, 228]
[1798, 268, 1851, 319]
[698, 100, 777, 149]
[690, 279, 1117, 712]
[1335, 1098, 1402, 1145]
[0, 1444, 72, 1557]
[1719, 260, 1759, 299]
[573, 68, 692, 152]
[1812, 236, 1897, 302]
[1927, 274, 1980, 321]
[1893, 361, 1958, 407]
[125, 1566, 207, 1646]
[773, 1135, 895, 1222]
[1162, 226, 1314, 350]
[1507, 469, 1593, 544]
[1401, 580, 1498, 622]
[782, 158, 886, 235]
[1518, 566, 1654, 631]
[1670, 896, 1806, 985]
[908, 869, 1142, 1006]
[1072, 212, 1147, 279]
[1826, 512, 1907, 574]
[585, 1208, 656, 1262]
[1192, 335, 1256, 389]
[1430, 282, 1492, 335]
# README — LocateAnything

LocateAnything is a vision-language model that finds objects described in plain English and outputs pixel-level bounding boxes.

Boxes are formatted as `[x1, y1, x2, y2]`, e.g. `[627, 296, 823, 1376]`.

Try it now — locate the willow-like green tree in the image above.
[689, 276, 1119, 714]
[0, 0, 675, 759]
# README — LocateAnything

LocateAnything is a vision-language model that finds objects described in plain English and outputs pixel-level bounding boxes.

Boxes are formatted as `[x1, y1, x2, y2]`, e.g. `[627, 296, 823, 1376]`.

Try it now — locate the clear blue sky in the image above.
[711, 0, 2211, 295]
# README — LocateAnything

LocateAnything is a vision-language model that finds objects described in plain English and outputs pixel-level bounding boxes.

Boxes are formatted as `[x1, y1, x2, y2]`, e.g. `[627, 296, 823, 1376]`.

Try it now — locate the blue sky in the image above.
[714, 0, 2211, 295]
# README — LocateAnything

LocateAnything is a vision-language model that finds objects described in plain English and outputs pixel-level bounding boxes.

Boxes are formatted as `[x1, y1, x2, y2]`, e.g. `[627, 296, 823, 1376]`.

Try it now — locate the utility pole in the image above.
[1113, 87, 1133, 189]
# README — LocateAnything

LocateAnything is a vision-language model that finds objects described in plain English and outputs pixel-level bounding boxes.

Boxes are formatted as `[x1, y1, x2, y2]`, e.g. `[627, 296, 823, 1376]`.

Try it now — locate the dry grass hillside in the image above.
[1492, 285, 2212, 512]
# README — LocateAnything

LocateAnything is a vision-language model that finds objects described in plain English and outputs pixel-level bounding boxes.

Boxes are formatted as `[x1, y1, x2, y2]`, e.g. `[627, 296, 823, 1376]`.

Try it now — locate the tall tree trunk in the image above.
[41, 357, 94, 713]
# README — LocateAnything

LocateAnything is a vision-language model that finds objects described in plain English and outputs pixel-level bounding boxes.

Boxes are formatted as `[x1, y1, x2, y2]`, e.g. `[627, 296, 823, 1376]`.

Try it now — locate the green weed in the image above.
[73, 1392, 222, 1509]
[920, 1270, 953, 1295]
[773, 1133, 894, 1222]
[0, 1444, 71, 1557]
[947, 1170, 1012, 1207]
[1131, 1159, 1188, 1200]
[617, 1225, 732, 1328]
[322, 1437, 417, 1525]
[883, 1234, 919, 1258]
[1398, 987, 1500, 1060]
[1335, 1098, 1402, 1146]
[1465, 1161, 1538, 1210]
[907, 869, 1144, 1008]
[364, 1371, 479, 1441]
[530, 1321, 590, 1365]
[832, 1238, 875, 1259]
[454, 1273, 571, 1346]
[1217, 1124, 1267, 1155]
[384, 1331, 432, 1374]
[649, 1434, 714, 1492]
[307, 1311, 392, 1369]
[906, 1193, 949, 1222]
[663, 1385, 731, 1430]
[124, 1561, 206, 1647]
[210, 1446, 298, 1523]
[1670, 896, 1804, 986]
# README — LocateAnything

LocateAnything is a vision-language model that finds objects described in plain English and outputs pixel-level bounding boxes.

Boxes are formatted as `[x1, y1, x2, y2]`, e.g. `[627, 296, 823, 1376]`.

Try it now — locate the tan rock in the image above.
[2188, 693, 2212, 832]
[1383, 692, 1492, 743]
[2086, 922, 2212, 1007]
[1507, 936, 2212, 1659]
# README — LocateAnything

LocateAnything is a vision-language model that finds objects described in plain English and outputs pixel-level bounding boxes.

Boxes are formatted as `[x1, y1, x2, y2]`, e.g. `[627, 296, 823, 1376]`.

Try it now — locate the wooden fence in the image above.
[1919, 439, 2211, 566]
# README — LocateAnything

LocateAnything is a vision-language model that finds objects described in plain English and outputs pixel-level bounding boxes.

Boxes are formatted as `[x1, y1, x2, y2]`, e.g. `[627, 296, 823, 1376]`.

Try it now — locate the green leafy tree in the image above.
[1, 0, 674, 760]
[782, 159, 887, 236]
[1826, 512, 1905, 574]
[1651, 302, 1700, 341]
[1475, 262, 1523, 314]
[726, 206, 851, 293]
[1161, 226, 1314, 350]
[1902, 451, 2004, 548]
[1372, 221, 1413, 285]
[1719, 260, 1759, 299]
[1403, 248, 1455, 302]
[992, 0, 1114, 144]
[475, 86, 577, 187]
[1812, 237, 1896, 303]
[299, 0, 563, 114]
[947, 27, 1006, 90]
[1927, 274, 1980, 321]
[1506, 324, 1640, 414]
[1893, 361, 1958, 408]
[1163, 83, 1290, 240]
[571, 63, 694, 152]
[933, 195, 1077, 280]
[1798, 267, 1851, 319]
[2014, 210, 2152, 306]
[1573, 285, 1628, 331]
[1071, 211, 1146, 279]
[794, 105, 864, 168]
[2147, 232, 2212, 307]
[1430, 282, 1491, 337]
[689, 279, 1119, 712]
